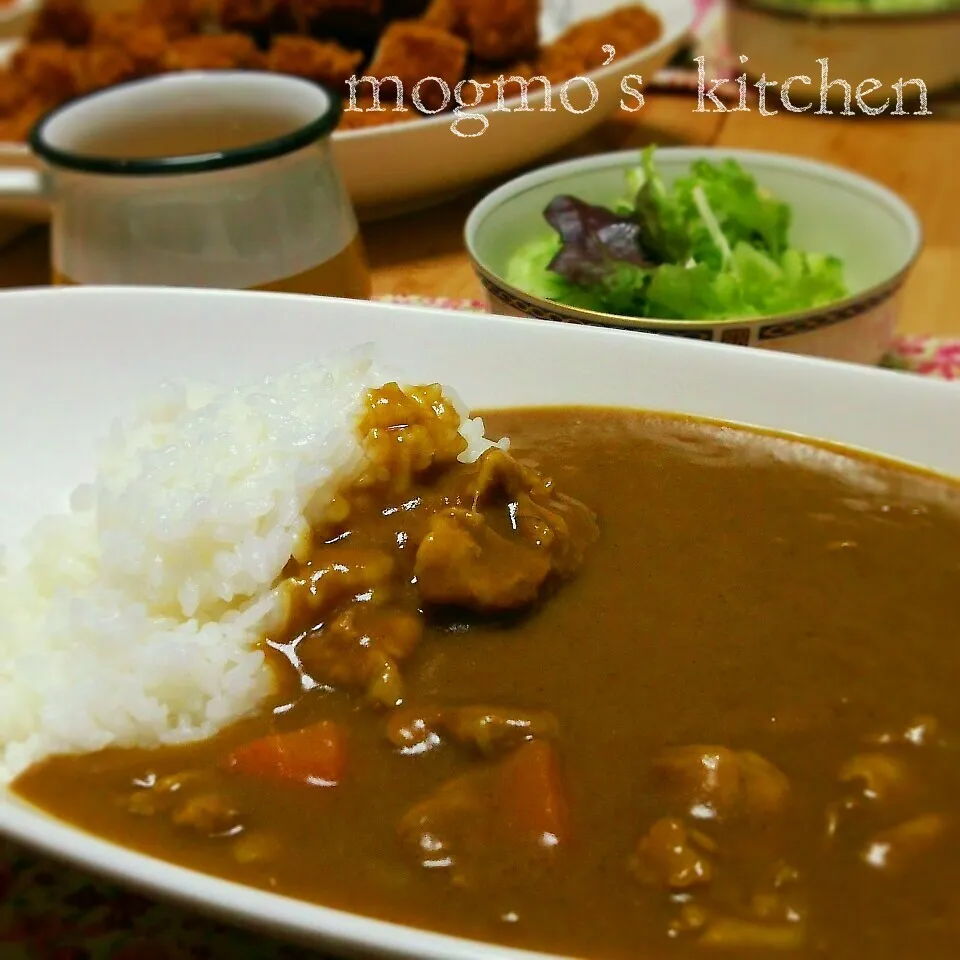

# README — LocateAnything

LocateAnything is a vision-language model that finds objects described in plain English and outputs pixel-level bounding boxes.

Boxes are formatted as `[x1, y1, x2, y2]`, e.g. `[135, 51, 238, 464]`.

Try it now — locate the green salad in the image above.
[504, 148, 849, 321]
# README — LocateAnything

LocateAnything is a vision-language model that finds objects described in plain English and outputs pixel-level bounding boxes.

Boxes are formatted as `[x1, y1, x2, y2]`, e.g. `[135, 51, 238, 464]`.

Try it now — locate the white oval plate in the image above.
[1, 287, 958, 959]
[0, 0, 694, 223]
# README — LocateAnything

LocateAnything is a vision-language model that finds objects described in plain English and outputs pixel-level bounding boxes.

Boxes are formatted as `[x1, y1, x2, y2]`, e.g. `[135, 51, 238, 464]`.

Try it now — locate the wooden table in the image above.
[2, 93, 956, 337]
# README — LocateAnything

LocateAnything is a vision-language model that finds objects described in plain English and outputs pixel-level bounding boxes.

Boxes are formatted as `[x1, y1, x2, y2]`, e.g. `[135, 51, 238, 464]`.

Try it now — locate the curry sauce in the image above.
[15, 403, 960, 959]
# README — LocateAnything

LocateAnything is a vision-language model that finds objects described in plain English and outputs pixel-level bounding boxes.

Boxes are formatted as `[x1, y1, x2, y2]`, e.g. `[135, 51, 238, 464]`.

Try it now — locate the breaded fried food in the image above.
[468, 61, 536, 88]
[151, 0, 218, 38]
[0, 74, 28, 116]
[27, 0, 92, 46]
[89, 14, 169, 75]
[538, 6, 661, 75]
[455, 0, 539, 63]
[220, 0, 381, 35]
[11, 42, 81, 102]
[0, 97, 59, 141]
[296, 0, 382, 13]
[164, 33, 266, 70]
[219, 0, 297, 34]
[420, 0, 463, 34]
[72, 45, 138, 95]
[366, 20, 467, 110]
[266, 35, 364, 86]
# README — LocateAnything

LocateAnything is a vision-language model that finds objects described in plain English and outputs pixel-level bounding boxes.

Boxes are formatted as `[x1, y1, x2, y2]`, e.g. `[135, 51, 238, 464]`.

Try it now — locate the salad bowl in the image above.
[727, 0, 960, 108]
[464, 147, 922, 365]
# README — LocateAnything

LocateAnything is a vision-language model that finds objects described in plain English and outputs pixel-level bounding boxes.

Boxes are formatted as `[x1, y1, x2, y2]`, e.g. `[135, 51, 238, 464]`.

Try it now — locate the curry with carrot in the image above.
[15, 390, 960, 958]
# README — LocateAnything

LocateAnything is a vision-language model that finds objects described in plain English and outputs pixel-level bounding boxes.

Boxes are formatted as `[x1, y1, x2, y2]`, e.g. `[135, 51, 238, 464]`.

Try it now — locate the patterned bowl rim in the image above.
[464, 146, 924, 333]
[728, 0, 960, 24]
[469, 259, 912, 340]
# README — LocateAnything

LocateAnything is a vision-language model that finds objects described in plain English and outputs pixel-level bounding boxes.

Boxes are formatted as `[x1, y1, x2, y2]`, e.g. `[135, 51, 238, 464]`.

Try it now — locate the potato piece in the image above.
[172, 792, 242, 836]
[233, 831, 282, 864]
[652, 746, 790, 822]
[125, 772, 201, 816]
[632, 817, 714, 890]
[868, 715, 940, 747]
[699, 917, 804, 950]
[28, 0, 93, 46]
[386, 705, 447, 753]
[861, 813, 948, 874]
[444, 705, 559, 755]
[387, 703, 559, 755]
[838, 752, 910, 803]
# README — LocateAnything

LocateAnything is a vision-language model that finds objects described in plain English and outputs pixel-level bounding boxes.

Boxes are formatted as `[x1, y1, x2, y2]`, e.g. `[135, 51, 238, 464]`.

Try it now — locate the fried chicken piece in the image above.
[338, 94, 415, 128]
[90, 11, 152, 45]
[297, 1, 385, 56]
[0, 73, 28, 116]
[538, 6, 662, 76]
[219, 0, 379, 35]
[11, 42, 81, 102]
[296, 0, 382, 13]
[454, 0, 540, 63]
[164, 33, 266, 70]
[219, 0, 296, 33]
[0, 97, 58, 142]
[73, 46, 139, 95]
[150, 0, 218, 38]
[28, 0, 93, 46]
[366, 21, 467, 111]
[420, 0, 463, 34]
[266, 35, 364, 86]
[89, 14, 169, 76]
[468, 60, 534, 86]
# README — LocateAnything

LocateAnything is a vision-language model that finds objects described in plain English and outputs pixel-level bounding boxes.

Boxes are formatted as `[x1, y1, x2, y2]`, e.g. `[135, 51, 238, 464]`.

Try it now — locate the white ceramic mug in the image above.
[0, 71, 370, 298]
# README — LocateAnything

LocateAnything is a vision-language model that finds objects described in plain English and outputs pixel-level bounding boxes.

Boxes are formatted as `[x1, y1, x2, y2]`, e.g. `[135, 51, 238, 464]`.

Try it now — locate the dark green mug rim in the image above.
[29, 71, 341, 177]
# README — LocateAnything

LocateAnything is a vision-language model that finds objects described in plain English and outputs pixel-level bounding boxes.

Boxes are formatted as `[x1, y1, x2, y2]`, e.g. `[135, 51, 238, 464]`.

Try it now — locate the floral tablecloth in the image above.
[652, 0, 736, 93]
[1, 327, 957, 956]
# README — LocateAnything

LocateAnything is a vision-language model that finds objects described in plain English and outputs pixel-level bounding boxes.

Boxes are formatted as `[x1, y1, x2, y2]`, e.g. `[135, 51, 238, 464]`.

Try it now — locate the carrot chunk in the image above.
[225, 720, 346, 787]
[498, 739, 568, 847]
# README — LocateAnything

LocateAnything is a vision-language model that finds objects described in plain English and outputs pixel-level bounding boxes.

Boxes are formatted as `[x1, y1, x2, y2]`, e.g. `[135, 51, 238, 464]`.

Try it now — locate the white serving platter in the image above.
[1, 286, 958, 960]
[0, 0, 695, 225]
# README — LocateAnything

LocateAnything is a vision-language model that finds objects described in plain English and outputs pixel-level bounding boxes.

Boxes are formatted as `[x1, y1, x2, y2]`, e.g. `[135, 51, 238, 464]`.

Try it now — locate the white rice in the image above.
[0, 352, 506, 783]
